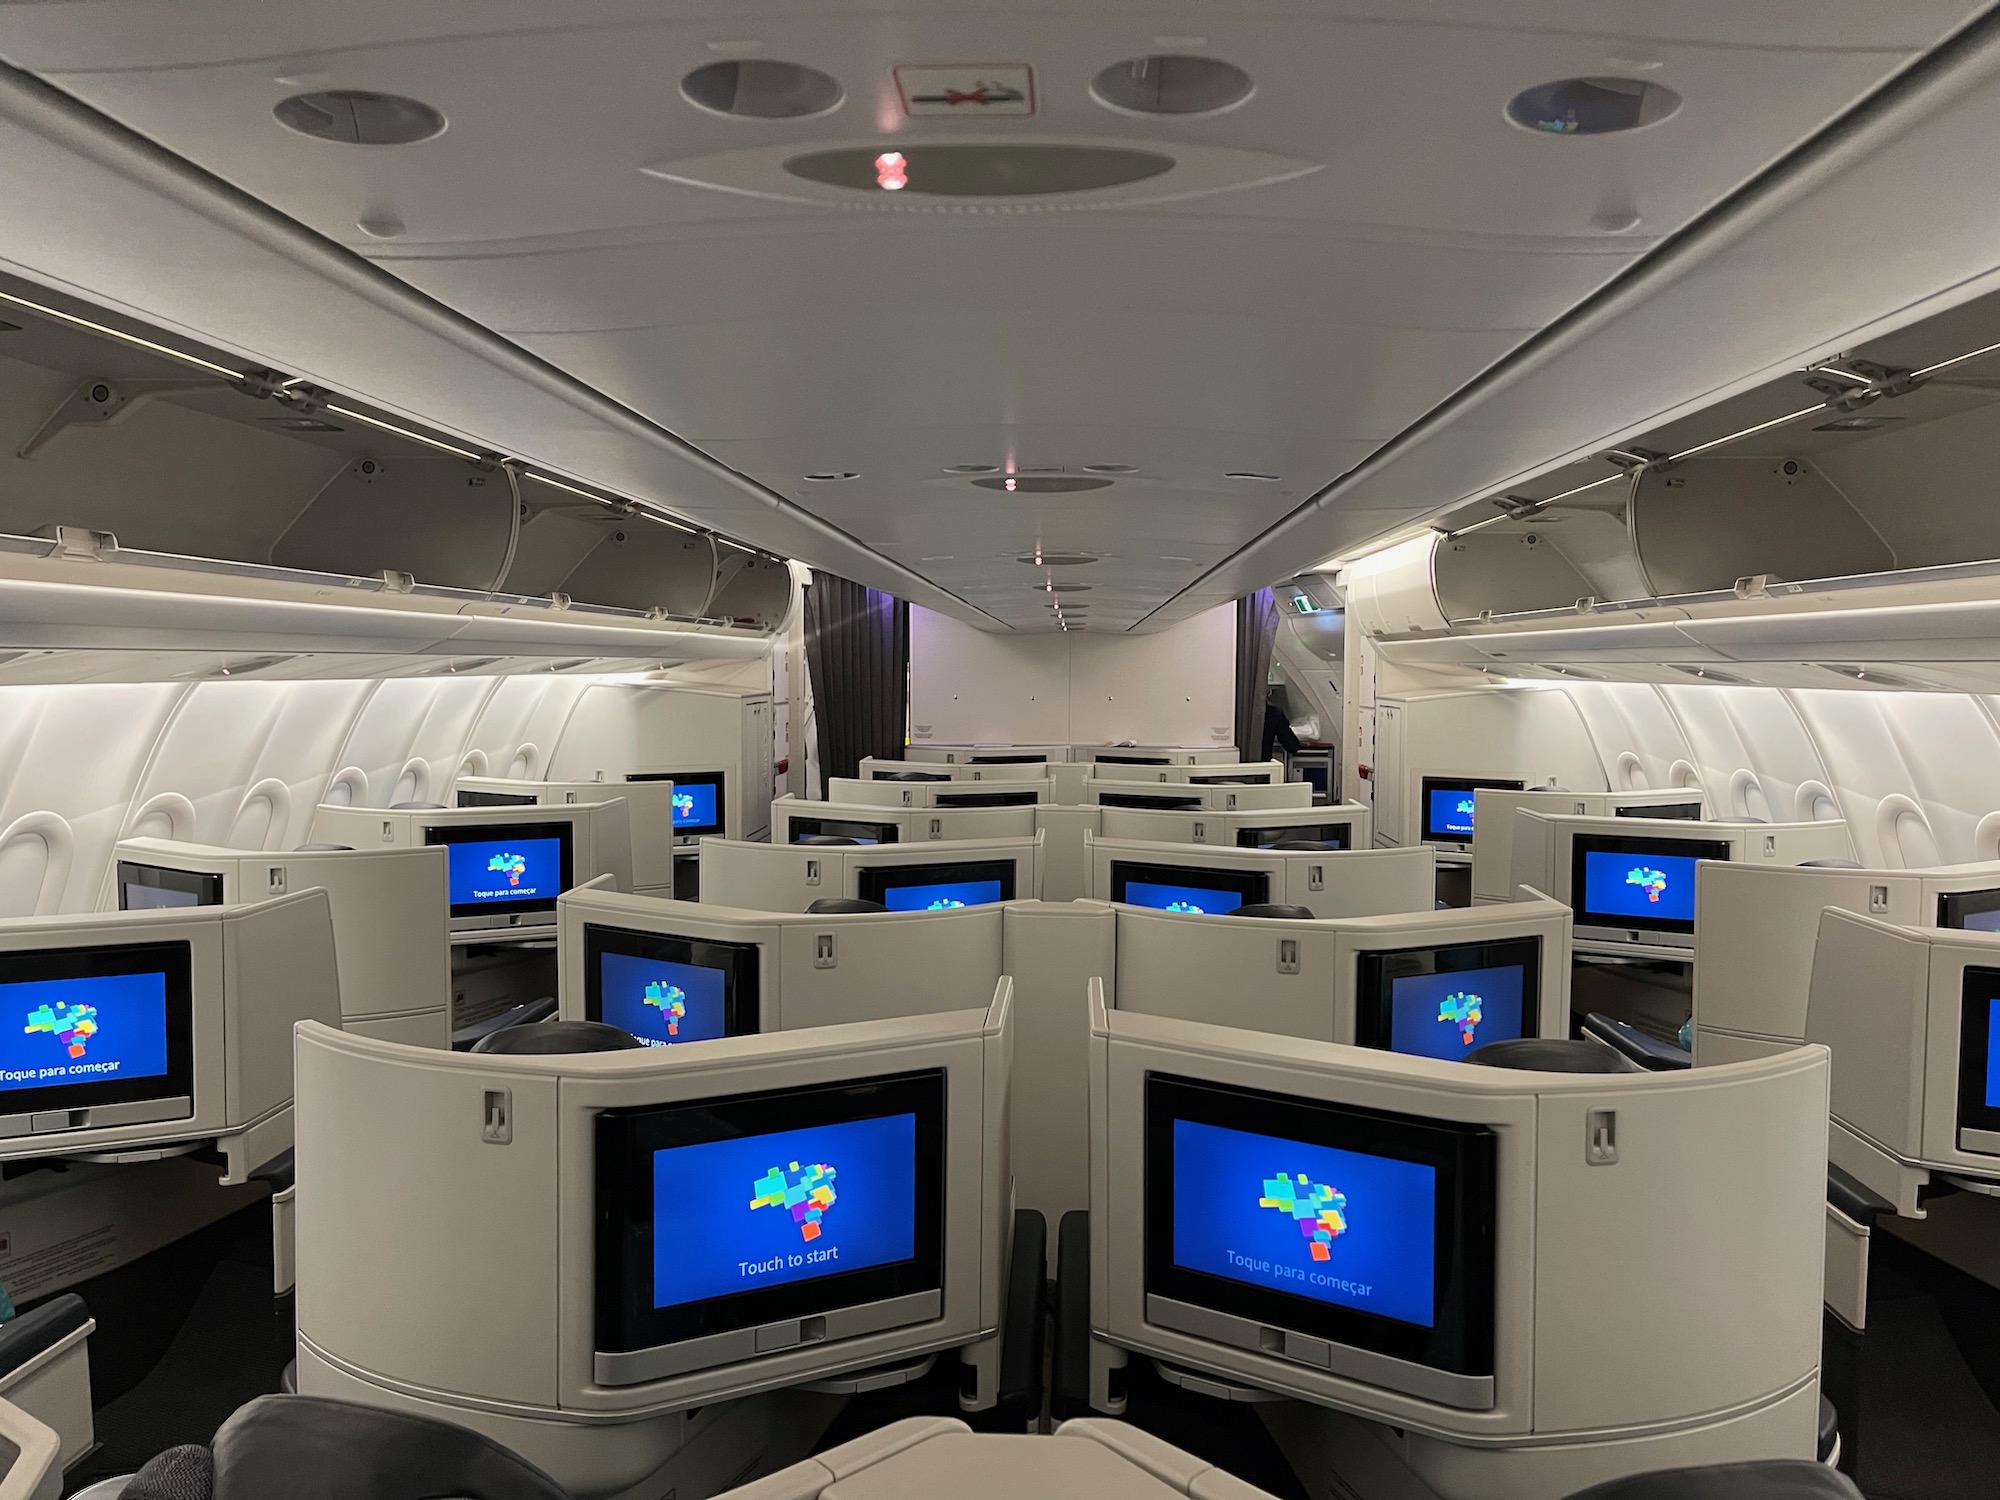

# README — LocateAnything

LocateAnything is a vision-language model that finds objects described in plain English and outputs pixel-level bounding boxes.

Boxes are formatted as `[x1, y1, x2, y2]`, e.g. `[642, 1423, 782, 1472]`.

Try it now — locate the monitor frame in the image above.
[581, 923, 761, 1045]
[1939, 889, 2000, 934]
[0, 939, 197, 1119]
[1108, 860, 1270, 914]
[629, 770, 726, 839]
[1353, 936, 1543, 1056]
[1419, 776, 1525, 845]
[456, 789, 539, 809]
[115, 862, 225, 912]
[592, 1069, 947, 1355]
[854, 859, 1018, 911]
[1568, 831, 1732, 936]
[1099, 791, 1204, 812]
[424, 819, 576, 919]
[787, 816, 901, 846]
[1234, 822, 1352, 851]
[1143, 1073, 1497, 1378]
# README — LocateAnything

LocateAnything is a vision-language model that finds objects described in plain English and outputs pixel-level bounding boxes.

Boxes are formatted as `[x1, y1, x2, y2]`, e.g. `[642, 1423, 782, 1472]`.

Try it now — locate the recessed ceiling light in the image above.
[1506, 77, 1682, 136]
[972, 475, 1112, 494]
[945, 463, 999, 474]
[1091, 55, 1253, 117]
[273, 90, 446, 145]
[1017, 550, 1098, 566]
[785, 144, 1173, 197]
[681, 60, 843, 120]
[1225, 471, 1281, 481]
[1038, 582, 1093, 593]
[1083, 463, 1137, 474]
[804, 471, 859, 482]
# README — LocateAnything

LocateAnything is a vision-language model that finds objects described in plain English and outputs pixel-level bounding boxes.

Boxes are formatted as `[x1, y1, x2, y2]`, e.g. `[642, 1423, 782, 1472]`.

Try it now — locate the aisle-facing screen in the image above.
[583, 924, 758, 1045]
[1957, 967, 2000, 1149]
[116, 862, 224, 913]
[1570, 833, 1731, 934]
[594, 1070, 945, 1353]
[1940, 889, 2000, 934]
[1109, 861, 1270, 916]
[1236, 823, 1351, 850]
[1418, 777, 1523, 843]
[652, 1111, 919, 1308]
[1144, 1075, 1497, 1378]
[0, 941, 195, 1117]
[1128, 882, 1243, 915]
[426, 821, 574, 918]
[858, 859, 1016, 912]
[788, 816, 900, 846]
[628, 771, 726, 837]
[1355, 936, 1542, 1060]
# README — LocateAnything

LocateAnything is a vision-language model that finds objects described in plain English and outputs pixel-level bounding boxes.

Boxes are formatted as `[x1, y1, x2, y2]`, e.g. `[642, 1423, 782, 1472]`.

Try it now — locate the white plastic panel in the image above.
[1659, 686, 1833, 835]
[1560, 684, 1693, 794]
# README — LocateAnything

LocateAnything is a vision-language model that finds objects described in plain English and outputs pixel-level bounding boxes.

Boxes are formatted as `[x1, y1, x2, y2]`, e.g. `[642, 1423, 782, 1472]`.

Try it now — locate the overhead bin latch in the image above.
[1803, 359, 1926, 412]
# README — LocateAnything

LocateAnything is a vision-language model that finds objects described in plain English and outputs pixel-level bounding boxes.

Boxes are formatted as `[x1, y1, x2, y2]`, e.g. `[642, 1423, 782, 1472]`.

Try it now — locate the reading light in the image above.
[875, 151, 908, 191]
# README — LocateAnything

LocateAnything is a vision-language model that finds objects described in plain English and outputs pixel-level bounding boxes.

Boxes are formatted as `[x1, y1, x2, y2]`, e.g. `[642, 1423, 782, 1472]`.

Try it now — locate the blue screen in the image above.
[1125, 881, 1244, 915]
[1966, 908, 2000, 934]
[672, 782, 719, 831]
[1171, 1118, 1437, 1328]
[599, 953, 726, 1047]
[651, 1112, 918, 1309]
[1580, 849, 1701, 923]
[881, 879, 1004, 912]
[445, 836, 563, 906]
[1389, 965, 1527, 1061]
[1987, 998, 2000, 1108]
[0, 971, 170, 1094]
[1428, 789, 1476, 837]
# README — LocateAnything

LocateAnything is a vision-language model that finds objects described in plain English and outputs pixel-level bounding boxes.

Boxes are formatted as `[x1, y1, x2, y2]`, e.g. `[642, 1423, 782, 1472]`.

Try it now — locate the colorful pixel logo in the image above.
[642, 979, 686, 1036]
[487, 851, 529, 887]
[1455, 797, 1475, 819]
[672, 792, 695, 820]
[751, 1160, 838, 1241]
[1165, 900, 1204, 914]
[1625, 866, 1668, 903]
[25, 1001, 98, 1060]
[1259, 1172, 1349, 1262]
[1438, 990, 1484, 1046]
[926, 897, 967, 910]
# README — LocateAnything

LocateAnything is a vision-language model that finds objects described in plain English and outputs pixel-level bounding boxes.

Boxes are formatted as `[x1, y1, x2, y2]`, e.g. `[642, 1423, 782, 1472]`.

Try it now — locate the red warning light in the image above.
[875, 151, 908, 191]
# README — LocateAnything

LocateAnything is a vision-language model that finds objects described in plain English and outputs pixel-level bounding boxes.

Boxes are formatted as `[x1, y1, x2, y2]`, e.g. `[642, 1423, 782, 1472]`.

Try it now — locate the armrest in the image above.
[451, 995, 557, 1052]
[0, 1297, 88, 1386]
[251, 1148, 295, 1195]
[1827, 1163, 1894, 1229]
[1052, 1210, 1091, 1421]
[1583, 1013, 1692, 1071]
[997, 1210, 1046, 1415]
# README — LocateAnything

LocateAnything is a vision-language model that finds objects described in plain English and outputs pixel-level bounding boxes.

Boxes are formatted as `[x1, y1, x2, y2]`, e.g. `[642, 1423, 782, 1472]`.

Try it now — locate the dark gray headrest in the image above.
[208, 1395, 572, 1500]
[1562, 1459, 1860, 1500]
[1230, 903, 1318, 921]
[796, 834, 861, 846]
[293, 843, 354, 853]
[471, 1020, 642, 1055]
[389, 802, 447, 811]
[1466, 1038, 1641, 1073]
[805, 898, 889, 915]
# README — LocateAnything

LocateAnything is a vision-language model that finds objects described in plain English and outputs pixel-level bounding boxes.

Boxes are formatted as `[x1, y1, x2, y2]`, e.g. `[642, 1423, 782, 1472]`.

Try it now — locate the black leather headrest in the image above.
[294, 843, 354, 852]
[389, 801, 447, 811]
[806, 898, 888, 915]
[471, 1020, 642, 1055]
[1229, 903, 1318, 921]
[796, 834, 861, 846]
[1466, 1038, 1641, 1073]
[1268, 840, 1336, 852]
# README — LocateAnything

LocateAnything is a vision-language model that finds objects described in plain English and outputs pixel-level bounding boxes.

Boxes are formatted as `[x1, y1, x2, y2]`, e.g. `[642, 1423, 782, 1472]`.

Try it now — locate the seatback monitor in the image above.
[968, 754, 1045, 765]
[594, 1070, 946, 1354]
[582, 923, 759, 1046]
[855, 859, 1017, 912]
[1615, 801, 1702, 821]
[1570, 833, 1731, 934]
[1144, 1074, 1496, 1377]
[788, 817, 901, 846]
[1097, 754, 1171, 766]
[1939, 890, 2000, 933]
[116, 862, 224, 912]
[1957, 966, 2000, 1145]
[1235, 823, 1351, 850]
[629, 771, 727, 838]
[0, 941, 195, 1118]
[425, 821, 574, 917]
[1419, 777, 1525, 843]
[1354, 937, 1541, 1061]
[1108, 861, 1269, 915]
[457, 790, 538, 808]
[933, 790, 1038, 809]
[1099, 792, 1203, 812]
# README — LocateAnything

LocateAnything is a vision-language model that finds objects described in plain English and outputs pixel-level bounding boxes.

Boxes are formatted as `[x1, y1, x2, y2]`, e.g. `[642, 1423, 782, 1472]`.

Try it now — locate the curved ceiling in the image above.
[0, 2, 1989, 630]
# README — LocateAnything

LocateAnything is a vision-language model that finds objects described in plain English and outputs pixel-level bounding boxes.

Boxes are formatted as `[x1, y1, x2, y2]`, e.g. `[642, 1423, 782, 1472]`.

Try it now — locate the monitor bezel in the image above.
[933, 789, 1040, 808]
[1568, 832, 1732, 935]
[628, 771, 726, 838]
[456, 789, 539, 809]
[854, 859, 1018, 910]
[787, 816, 901, 845]
[1939, 889, 2000, 934]
[1418, 777, 1525, 844]
[1614, 801, 1702, 821]
[581, 923, 761, 1044]
[1143, 1073, 1498, 1377]
[115, 862, 225, 912]
[1234, 822, 1352, 850]
[593, 1068, 947, 1353]
[1353, 936, 1543, 1056]
[423, 820, 576, 918]
[1099, 791, 1204, 811]
[0, 940, 197, 1117]
[1108, 860, 1270, 913]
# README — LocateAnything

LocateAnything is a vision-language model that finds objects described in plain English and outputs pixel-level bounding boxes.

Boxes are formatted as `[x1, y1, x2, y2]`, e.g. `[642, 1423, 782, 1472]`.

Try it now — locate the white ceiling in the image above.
[0, 2, 1988, 630]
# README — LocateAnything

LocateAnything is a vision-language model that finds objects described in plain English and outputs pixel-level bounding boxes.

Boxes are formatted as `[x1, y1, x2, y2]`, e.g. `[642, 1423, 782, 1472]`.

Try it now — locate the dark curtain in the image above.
[1233, 588, 1279, 762]
[803, 571, 909, 795]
